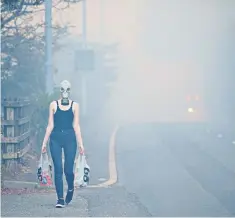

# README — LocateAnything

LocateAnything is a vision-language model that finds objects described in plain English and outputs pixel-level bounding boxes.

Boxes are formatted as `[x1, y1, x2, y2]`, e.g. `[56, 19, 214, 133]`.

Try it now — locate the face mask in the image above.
[60, 80, 71, 105]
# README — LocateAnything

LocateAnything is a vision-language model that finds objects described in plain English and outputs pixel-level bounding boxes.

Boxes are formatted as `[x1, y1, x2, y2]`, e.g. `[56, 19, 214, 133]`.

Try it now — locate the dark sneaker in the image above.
[65, 188, 74, 205]
[56, 199, 65, 208]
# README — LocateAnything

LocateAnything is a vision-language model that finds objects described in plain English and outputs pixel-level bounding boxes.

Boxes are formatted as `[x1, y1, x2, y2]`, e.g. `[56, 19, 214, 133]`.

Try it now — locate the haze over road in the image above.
[115, 123, 235, 216]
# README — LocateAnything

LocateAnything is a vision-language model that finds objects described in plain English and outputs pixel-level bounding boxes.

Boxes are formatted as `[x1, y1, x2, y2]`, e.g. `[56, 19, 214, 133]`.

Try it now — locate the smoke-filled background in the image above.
[104, 0, 235, 125]
[44, 0, 235, 126]
[2, 0, 235, 125]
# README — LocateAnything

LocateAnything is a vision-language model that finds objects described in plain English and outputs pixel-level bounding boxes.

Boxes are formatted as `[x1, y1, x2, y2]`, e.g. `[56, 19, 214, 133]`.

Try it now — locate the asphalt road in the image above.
[1, 186, 152, 217]
[81, 117, 111, 185]
[115, 123, 235, 217]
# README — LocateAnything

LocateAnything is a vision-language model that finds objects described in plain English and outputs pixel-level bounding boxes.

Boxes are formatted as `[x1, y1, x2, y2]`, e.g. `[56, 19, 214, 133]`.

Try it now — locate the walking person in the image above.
[41, 80, 84, 208]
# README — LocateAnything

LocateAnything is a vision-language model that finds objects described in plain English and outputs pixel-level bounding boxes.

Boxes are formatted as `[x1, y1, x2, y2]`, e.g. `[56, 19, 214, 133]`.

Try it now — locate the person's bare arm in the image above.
[73, 102, 84, 151]
[42, 102, 55, 149]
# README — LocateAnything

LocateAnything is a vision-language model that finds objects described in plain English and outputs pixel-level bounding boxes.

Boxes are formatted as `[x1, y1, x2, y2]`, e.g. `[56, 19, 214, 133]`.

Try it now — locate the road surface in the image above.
[116, 123, 235, 216]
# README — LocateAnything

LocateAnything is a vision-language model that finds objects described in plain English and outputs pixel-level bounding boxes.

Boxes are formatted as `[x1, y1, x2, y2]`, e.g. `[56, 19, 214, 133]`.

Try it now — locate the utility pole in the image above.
[45, 0, 53, 94]
[100, 0, 104, 44]
[81, 0, 87, 116]
[82, 0, 87, 45]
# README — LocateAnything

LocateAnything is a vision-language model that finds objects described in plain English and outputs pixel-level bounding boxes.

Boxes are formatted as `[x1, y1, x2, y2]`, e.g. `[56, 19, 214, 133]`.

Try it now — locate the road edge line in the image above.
[89, 125, 119, 188]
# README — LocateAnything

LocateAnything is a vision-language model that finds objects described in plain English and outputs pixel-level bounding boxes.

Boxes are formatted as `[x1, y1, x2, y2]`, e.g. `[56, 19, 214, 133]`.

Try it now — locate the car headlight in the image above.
[188, 107, 194, 113]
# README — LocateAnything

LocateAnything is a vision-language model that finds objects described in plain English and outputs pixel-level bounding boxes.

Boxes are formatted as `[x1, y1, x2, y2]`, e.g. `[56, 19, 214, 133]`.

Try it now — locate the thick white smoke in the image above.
[107, 0, 235, 125]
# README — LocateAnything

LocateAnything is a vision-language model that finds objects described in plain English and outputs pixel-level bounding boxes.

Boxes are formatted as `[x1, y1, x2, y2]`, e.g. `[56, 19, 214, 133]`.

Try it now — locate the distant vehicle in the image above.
[110, 59, 208, 124]
[185, 94, 205, 123]
[131, 60, 207, 123]
[163, 61, 207, 123]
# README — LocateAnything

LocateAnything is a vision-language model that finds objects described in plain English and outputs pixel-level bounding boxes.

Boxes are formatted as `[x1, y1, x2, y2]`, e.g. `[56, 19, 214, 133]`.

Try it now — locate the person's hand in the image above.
[41, 143, 47, 153]
[79, 144, 84, 154]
